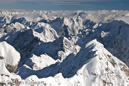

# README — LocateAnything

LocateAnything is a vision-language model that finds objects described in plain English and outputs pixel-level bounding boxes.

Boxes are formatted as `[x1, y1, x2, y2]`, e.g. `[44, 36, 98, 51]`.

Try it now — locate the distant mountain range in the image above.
[0, 10, 129, 86]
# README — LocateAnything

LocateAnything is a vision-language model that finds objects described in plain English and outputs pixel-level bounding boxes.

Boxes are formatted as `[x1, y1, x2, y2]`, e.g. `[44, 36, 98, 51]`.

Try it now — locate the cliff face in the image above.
[0, 10, 129, 86]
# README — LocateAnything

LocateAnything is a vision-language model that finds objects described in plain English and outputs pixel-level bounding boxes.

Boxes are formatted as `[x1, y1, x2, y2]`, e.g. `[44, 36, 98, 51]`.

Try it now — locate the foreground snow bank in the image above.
[0, 41, 20, 66]
[0, 41, 20, 72]
[0, 41, 21, 84]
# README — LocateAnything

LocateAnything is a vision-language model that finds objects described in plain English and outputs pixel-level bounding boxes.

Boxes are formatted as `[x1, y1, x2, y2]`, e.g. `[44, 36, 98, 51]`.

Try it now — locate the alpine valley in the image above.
[0, 10, 129, 86]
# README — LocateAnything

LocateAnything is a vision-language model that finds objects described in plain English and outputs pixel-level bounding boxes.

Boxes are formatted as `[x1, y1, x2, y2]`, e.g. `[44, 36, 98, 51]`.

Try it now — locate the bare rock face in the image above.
[0, 56, 4, 60]
[0, 57, 19, 73]
[6, 63, 19, 73]
[0, 41, 21, 73]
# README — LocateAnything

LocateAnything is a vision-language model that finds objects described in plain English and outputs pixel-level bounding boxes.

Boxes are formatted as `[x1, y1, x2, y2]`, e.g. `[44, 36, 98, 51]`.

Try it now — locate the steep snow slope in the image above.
[0, 41, 20, 69]
[97, 20, 129, 66]
[0, 41, 21, 85]
[4, 22, 29, 33]
[30, 54, 57, 70]
[18, 39, 129, 86]
[75, 39, 129, 86]
[0, 10, 129, 86]
[31, 22, 59, 42]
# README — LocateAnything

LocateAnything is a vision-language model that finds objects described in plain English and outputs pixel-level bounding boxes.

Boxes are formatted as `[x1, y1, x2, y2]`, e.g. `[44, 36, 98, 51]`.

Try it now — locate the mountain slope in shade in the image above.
[20, 39, 129, 86]
[0, 10, 129, 86]
[97, 20, 129, 67]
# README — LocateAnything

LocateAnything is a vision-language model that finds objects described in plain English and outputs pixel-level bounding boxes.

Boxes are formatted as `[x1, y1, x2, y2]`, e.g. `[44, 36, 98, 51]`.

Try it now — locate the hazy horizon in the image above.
[0, 0, 129, 10]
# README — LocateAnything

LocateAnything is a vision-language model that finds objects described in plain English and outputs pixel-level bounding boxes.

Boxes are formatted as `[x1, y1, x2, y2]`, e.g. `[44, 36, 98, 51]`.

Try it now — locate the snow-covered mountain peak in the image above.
[0, 10, 129, 86]
[18, 39, 129, 86]
[74, 39, 129, 86]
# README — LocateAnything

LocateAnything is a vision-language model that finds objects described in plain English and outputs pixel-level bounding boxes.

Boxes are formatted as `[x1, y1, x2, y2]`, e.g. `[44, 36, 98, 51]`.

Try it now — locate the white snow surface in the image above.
[0, 10, 129, 86]
[31, 54, 57, 70]
[0, 41, 20, 66]
[0, 41, 21, 84]
[19, 39, 129, 86]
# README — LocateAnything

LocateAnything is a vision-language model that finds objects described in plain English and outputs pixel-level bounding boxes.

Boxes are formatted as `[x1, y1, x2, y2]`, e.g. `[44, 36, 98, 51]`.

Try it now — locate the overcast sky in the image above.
[0, 0, 129, 10]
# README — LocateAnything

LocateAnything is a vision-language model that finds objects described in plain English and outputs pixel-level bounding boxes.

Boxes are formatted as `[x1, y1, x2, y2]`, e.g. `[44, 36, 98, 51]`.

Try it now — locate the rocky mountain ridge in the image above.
[0, 10, 129, 86]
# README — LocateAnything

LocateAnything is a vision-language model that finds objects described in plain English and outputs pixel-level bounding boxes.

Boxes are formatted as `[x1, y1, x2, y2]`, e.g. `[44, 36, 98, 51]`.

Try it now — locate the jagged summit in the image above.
[0, 10, 129, 86]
